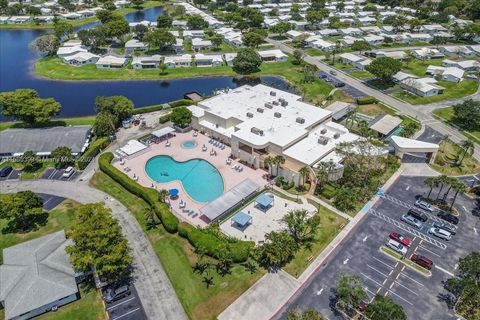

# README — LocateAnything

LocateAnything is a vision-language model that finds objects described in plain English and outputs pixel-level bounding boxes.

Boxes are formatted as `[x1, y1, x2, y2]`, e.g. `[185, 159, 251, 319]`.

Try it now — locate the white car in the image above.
[428, 227, 452, 241]
[62, 166, 74, 178]
[415, 200, 434, 212]
[386, 239, 408, 255]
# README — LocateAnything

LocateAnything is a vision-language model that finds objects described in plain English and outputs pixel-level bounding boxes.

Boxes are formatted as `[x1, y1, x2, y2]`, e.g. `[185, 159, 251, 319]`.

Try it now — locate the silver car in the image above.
[433, 221, 457, 235]
[415, 200, 434, 212]
[401, 214, 423, 229]
[428, 227, 452, 240]
[386, 239, 408, 255]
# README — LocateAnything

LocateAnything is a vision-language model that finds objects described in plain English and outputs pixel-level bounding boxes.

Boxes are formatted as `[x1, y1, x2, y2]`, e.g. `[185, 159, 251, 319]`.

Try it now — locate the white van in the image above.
[62, 166, 74, 178]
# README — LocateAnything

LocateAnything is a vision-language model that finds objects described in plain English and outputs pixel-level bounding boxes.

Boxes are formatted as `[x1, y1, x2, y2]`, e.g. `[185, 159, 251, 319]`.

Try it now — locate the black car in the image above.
[319, 74, 328, 79]
[437, 211, 459, 225]
[103, 285, 131, 303]
[335, 82, 346, 88]
[0, 166, 13, 177]
[408, 208, 428, 222]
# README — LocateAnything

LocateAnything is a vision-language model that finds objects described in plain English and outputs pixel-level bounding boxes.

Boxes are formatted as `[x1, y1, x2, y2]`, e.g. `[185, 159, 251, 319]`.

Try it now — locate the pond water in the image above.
[0, 6, 293, 119]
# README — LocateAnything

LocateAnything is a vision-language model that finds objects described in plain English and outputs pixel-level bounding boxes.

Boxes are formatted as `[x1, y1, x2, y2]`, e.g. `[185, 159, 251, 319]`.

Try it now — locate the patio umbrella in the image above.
[169, 189, 179, 197]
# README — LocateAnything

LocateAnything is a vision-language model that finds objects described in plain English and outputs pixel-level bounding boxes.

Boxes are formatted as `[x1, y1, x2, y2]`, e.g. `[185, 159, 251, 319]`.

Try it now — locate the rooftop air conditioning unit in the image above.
[296, 117, 305, 124]
[270, 91, 276, 96]
[257, 107, 264, 113]
[274, 112, 282, 118]
[246, 112, 254, 118]
[320, 128, 327, 134]
[317, 136, 329, 145]
[278, 98, 285, 103]
[281, 100, 288, 107]
[272, 100, 279, 106]
[251, 127, 264, 136]
[334, 132, 340, 139]
[264, 103, 273, 109]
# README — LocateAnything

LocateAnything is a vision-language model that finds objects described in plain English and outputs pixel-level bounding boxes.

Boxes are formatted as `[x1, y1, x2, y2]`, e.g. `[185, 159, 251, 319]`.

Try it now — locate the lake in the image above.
[0, 7, 291, 118]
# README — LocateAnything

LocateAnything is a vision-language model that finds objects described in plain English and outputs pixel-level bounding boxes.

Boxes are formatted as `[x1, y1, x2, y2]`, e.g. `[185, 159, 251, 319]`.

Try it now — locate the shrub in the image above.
[98, 153, 179, 232]
[159, 114, 170, 124]
[178, 222, 253, 262]
[357, 96, 376, 105]
[77, 137, 110, 170]
[169, 99, 194, 108]
[132, 104, 164, 115]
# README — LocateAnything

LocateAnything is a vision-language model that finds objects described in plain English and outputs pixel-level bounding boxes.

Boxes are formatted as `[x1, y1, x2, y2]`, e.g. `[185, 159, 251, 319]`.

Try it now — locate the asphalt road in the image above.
[106, 286, 147, 320]
[273, 175, 479, 320]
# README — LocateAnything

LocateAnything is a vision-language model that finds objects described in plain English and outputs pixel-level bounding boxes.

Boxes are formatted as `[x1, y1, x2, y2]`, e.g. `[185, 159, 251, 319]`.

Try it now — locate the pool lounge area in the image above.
[114, 131, 267, 226]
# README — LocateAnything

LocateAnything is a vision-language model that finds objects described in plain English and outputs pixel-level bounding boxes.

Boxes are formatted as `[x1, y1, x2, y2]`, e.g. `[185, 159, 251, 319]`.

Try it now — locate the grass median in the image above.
[380, 246, 432, 277]
[433, 107, 480, 144]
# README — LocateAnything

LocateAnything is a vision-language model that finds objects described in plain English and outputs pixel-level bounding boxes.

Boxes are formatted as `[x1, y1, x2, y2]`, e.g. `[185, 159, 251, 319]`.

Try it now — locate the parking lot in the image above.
[274, 175, 479, 320]
[41, 168, 82, 181]
[0, 169, 21, 181]
[37, 193, 66, 211]
[105, 285, 147, 320]
[317, 71, 368, 99]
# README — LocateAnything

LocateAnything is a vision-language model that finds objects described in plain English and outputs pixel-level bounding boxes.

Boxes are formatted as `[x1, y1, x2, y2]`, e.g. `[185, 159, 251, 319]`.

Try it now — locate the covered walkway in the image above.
[390, 136, 439, 164]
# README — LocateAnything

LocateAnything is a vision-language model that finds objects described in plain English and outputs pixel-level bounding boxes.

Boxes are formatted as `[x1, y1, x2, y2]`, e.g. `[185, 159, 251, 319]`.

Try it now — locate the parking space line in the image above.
[367, 264, 389, 278]
[372, 256, 394, 269]
[394, 281, 418, 296]
[435, 265, 455, 277]
[418, 245, 441, 258]
[107, 297, 136, 310]
[400, 273, 425, 287]
[111, 308, 140, 320]
[360, 272, 383, 287]
[388, 290, 414, 306]
[389, 282, 395, 289]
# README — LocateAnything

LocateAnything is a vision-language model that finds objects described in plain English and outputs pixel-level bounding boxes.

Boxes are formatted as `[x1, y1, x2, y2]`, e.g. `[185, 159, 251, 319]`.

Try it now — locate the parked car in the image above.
[389, 232, 411, 247]
[103, 285, 131, 303]
[0, 166, 13, 177]
[415, 199, 434, 212]
[386, 239, 408, 255]
[401, 214, 423, 229]
[411, 254, 433, 270]
[319, 73, 327, 79]
[437, 211, 459, 225]
[335, 82, 346, 88]
[62, 166, 74, 179]
[428, 227, 452, 240]
[330, 70, 337, 75]
[433, 221, 457, 235]
[408, 208, 429, 222]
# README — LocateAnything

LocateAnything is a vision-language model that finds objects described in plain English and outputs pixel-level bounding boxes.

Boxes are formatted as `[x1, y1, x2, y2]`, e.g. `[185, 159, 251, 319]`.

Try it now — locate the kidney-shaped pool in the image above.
[145, 155, 224, 203]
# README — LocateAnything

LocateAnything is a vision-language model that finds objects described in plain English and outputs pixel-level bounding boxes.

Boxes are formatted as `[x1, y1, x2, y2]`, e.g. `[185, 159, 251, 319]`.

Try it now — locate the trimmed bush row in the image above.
[98, 152, 179, 233]
[132, 104, 164, 115]
[178, 222, 253, 263]
[98, 152, 253, 262]
[159, 114, 170, 124]
[169, 99, 194, 108]
[357, 96, 377, 105]
[77, 137, 110, 170]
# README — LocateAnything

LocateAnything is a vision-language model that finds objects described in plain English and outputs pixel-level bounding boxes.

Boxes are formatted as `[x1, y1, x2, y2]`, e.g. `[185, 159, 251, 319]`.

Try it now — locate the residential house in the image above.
[63, 52, 100, 66]
[132, 55, 162, 69]
[358, 16, 376, 26]
[163, 54, 192, 68]
[420, 24, 448, 34]
[339, 52, 364, 65]
[426, 66, 464, 82]
[392, 71, 418, 83]
[363, 34, 384, 46]
[224, 52, 237, 66]
[7, 16, 33, 23]
[95, 55, 128, 69]
[57, 45, 88, 58]
[442, 59, 480, 72]
[375, 50, 407, 60]
[124, 39, 148, 57]
[368, 114, 402, 138]
[439, 46, 476, 57]
[400, 78, 444, 97]
[173, 38, 184, 53]
[404, 33, 432, 43]
[183, 30, 205, 40]
[191, 38, 212, 52]
[257, 49, 288, 62]
[195, 54, 223, 67]
[411, 48, 444, 60]
[172, 20, 187, 29]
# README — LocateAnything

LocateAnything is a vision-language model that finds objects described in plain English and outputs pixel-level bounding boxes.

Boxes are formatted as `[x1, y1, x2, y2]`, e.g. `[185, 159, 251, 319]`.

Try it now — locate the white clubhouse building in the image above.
[189, 84, 360, 184]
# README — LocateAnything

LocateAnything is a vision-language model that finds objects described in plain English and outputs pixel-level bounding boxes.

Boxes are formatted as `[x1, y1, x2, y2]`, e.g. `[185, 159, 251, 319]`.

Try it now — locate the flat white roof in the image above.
[119, 140, 147, 156]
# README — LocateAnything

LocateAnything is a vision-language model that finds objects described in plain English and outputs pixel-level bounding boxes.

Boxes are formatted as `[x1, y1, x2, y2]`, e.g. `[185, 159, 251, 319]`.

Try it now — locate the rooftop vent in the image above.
[320, 128, 327, 134]
[317, 136, 329, 145]
[257, 107, 264, 113]
[296, 117, 305, 124]
[251, 127, 264, 136]
[270, 91, 276, 96]
[333, 132, 341, 139]
[272, 100, 279, 106]
[281, 100, 288, 107]
[274, 112, 282, 118]
[278, 98, 285, 104]
[246, 112, 254, 118]
[264, 103, 273, 109]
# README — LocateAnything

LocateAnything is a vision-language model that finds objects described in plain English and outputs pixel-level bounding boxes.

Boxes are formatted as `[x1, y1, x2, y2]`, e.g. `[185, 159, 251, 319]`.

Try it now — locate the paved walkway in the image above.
[0, 180, 188, 320]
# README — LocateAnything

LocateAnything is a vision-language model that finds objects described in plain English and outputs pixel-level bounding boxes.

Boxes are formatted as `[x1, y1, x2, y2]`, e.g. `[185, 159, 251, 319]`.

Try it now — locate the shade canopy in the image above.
[255, 194, 274, 208]
[231, 211, 252, 227]
[169, 189, 179, 197]
[152, 126, 175, 138]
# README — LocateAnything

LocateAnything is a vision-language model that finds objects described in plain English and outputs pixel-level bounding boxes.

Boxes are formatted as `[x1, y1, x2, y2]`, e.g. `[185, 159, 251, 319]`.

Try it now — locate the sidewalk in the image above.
[218, 167, 404, 320]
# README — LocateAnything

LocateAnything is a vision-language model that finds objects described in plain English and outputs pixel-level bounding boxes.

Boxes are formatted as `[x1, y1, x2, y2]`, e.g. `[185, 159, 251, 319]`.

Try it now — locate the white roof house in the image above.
[223, 52, 238, 66]
[95, 55, 127, 69]
[339, 52, 364, 64]
[441, 67, 464, 83]
[0, 231, 78, 320]
[439, 46, 475, 57]
[63, 52, 100, 66]
[443, 59, 480, 72]
[131, 55, 162, 69]
[191, 38, 212, 51]
[311, 39, 336, 50]
[411, 47, 444, 59]
[393, 71, 418, 83]
[163, 54, 192, 68]
[194, 54, 223, 67]
[257, 49, 288, 62]
[400, 78, 445, 97]
[125, 39, 148, 54]
[56, 45, 87, 58]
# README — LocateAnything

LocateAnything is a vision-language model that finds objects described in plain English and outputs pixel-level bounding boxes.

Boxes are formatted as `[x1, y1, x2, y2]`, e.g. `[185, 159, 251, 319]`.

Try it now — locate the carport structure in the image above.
[254, 194, 274, 211]
[389, 136, 439, 164]
[230, 211, 253, 230]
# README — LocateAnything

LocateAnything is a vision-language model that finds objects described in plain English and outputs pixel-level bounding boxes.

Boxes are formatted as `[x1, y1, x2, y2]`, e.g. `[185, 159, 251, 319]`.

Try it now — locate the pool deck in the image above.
[115, 132, 268, 227]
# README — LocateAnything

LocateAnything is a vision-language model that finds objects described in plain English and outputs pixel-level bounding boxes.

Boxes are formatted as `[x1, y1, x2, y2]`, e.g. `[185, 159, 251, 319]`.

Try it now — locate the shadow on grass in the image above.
[1, 211, 49, 234]
[365, 78, 396, 91]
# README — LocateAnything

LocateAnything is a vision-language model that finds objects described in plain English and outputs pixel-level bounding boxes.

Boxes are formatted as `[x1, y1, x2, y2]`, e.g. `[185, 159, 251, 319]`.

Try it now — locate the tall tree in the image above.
[0, 191, 44, 232]
[232, 48, 262, 74]
[144, 28, 176, 51]
[255, 231, 297, 270]
[77, 27, 108, 51]
[0, 89, 61, 125]
[288, 308, 325, 320]
[53, 20, 73, 39]
[336, 274, 367, 309]
[242, 31, 265, 48]
[157, 15, 173, 29]
[350, 40, 371, 54]
[366, 57, 402, 83]
[169, 107, 192, 128]
[298, 166, 310, 187]
[365, 295, 407, 320]
[93, 112, 116, 137]
[95, 95, 134, 126]
[50, 146, 74, 169]
[66, 203, 133, 284]
[281, 209, 320, 249]
[424, 176, 439, 199]
[458, 140, 474, 165]
[450, 180, 468, 210]
[32, 34, 60, 56]
[20, 150, 41, 172]
[187, 14, 209, 29]
[274, 155, 285, 176]
[453, 100, 480, 131]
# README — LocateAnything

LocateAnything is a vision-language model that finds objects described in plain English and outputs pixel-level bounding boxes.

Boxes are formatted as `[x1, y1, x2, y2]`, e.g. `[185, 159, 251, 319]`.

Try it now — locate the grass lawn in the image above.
[0, 116, 96, 132]
[392, 80, 479, 105]
[357, 103, 397, 117]
[0, 1, 162, 29]
[283, 200, 347, 278]
[0, 199, 79, 264]
[305, 48, 327, 56]
[433, 107, 480, 144]
[349, 70, 373, 80]
[380, 246, 431, 276]
[402, 58, 443, 77]
[201, 41, 236, 54]
[430, 140, 480, 175]
[333, 62, 353, 70]
[90, 172, 264, 320]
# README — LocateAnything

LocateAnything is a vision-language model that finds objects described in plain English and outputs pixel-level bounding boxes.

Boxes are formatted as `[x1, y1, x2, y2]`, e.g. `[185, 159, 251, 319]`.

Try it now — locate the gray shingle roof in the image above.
[0, 230, 78, 319]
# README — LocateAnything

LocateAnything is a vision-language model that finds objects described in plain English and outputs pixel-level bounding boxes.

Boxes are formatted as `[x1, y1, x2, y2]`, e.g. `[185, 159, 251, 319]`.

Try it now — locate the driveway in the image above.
[0, 180, 187, 320]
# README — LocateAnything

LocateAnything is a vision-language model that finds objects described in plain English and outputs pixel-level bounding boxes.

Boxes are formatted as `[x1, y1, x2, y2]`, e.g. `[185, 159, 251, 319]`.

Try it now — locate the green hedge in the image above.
[132, 104, 164, 115]
[98, 153, 179, 233]
[357, 96, 377, 105]
[77, 137, 110, 170]
[178, 222, 253, 262]
[169, 99, 194, 108]
[159, 114, 170, 124]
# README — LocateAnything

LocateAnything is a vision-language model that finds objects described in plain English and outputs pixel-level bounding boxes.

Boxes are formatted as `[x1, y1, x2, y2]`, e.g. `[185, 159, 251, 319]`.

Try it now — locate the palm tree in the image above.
[458, 140, 474, 165]
[144, 207, 157, 230]
[274, 155, 285, 177]
[158, 189, 169, 203]
[316, 161, 334, 190]
[442, 177, 457, 202]
[299, 166, 310, 187]
[450, 181, 468, 210]
[202, 274, 214, 288]
[424, 176, 438, 199]
[264, 156, 274, 178]
[358, 120, 370, 138]
[436, 175, 449, 200]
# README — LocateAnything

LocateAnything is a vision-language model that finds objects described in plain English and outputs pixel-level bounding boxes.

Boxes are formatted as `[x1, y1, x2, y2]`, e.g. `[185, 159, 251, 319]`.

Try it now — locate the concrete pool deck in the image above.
[115, 132, 268, 226]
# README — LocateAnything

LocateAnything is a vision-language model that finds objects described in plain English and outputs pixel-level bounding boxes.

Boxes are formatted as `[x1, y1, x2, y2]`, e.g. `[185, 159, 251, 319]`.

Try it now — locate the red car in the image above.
[389, 232, 411, 247]
[411, 254, 433, 270]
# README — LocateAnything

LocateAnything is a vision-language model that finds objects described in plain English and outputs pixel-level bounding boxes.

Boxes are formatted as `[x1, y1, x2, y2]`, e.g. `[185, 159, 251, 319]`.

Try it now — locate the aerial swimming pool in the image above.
[145, 155, 224, 203]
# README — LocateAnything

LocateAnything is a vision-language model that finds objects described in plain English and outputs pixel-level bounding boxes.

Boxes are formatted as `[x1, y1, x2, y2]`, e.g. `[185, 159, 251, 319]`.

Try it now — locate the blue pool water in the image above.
[145, 155, 224, 203]
[182, 140, 197, 149]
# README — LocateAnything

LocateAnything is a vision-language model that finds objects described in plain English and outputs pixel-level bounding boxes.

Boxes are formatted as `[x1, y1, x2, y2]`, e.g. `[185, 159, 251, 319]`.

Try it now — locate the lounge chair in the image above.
[166, 141, 171, 147]
[221, 145, 225, 150]
[202, 145, 207, 151]
[231, 164, 237, 169]
[226, 158, 232, 165]
[238, 166, 244, 172]
[192, 213, 198, 218]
